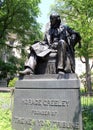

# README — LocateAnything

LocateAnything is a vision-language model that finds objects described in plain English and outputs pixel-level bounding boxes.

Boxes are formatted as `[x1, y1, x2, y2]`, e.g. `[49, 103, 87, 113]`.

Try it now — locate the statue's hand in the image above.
[50, 42, 58, 49]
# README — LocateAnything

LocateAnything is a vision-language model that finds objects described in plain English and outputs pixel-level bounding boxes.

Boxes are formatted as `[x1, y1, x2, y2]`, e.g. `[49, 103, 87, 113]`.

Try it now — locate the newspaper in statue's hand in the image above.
[31, 41, 51, 57]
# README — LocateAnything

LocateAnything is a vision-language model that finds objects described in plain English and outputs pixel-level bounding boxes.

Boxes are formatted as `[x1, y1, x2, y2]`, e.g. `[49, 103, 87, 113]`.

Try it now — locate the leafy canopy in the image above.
[0, 0, 42, 46]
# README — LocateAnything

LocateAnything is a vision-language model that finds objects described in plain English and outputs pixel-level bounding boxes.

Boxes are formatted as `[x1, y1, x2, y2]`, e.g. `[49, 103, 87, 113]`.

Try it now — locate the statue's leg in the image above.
[19, 54, 37, 75]
[64, 55, 72, 73]
[57, 40, 67, 73]
[70, 55, 75, 73]
[63, 51, 76, 73]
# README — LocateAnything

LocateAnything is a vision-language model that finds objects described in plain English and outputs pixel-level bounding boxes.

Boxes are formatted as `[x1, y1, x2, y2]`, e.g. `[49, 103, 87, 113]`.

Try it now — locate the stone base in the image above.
[12, 74, 82, 130]
[19, 73, 78, 80]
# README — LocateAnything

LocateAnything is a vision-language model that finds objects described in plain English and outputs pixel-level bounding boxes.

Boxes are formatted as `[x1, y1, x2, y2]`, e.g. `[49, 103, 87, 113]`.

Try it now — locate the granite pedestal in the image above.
[12, 74, 82, 130]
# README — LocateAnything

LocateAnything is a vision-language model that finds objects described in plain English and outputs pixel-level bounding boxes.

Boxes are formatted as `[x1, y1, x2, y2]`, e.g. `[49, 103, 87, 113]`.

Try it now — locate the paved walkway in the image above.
[0, 87, 11, 92]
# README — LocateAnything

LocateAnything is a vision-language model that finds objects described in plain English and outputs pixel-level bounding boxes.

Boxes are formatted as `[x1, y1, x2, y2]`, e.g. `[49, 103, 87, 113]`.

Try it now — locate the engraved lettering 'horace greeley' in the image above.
[22, 98, 69, 107]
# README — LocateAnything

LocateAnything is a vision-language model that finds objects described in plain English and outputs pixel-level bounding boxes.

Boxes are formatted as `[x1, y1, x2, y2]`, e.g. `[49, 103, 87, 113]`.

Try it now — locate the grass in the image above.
[82, 107, 93, 130]
[0, 92, 12, 130]
[0, 92, 93, 130]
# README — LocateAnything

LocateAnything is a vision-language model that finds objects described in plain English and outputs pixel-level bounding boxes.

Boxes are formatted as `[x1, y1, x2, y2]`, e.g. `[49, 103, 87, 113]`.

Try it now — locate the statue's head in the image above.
[50, 13, 61, 28]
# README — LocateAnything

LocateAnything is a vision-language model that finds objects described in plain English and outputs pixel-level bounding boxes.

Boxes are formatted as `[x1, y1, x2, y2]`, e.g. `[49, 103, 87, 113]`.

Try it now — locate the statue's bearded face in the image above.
[50, 14, 61, 28]
[50, 17, 57, 26]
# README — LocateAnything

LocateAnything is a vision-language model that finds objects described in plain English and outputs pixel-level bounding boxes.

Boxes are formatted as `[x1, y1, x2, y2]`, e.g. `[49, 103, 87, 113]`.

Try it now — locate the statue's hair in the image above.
[50, 13, 60, 20]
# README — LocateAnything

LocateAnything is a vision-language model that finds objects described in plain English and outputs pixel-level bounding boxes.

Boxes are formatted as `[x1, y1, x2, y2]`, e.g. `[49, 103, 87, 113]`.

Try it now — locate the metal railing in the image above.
[81, 92, 93, 110]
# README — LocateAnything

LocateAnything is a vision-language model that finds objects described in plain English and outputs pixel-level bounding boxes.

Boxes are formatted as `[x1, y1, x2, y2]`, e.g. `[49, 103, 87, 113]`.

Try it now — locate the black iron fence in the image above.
[81, 92, 93, 109]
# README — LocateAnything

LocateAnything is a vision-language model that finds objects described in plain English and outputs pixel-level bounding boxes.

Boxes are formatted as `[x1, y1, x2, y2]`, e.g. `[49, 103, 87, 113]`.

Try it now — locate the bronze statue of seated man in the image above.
[19, 13, 81, 75]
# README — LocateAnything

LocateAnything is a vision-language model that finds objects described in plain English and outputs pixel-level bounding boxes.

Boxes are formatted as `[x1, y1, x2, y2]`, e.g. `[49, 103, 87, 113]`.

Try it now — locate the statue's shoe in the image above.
[19, 68, 32, 75]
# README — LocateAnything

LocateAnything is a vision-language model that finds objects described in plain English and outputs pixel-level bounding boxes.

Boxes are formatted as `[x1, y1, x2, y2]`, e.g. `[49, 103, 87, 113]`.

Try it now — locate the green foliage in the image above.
[0, 59, 16, 79]
[81, 96, 93, 130]
[0, 0, 42, 46]
[0, 93, 12, 130]
[8, 77, 18, 87]
[0, 56, 20, 79]
[82, 107, 93, 130]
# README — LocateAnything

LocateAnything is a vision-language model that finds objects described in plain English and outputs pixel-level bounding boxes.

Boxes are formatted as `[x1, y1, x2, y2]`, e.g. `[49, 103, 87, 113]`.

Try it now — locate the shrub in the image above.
[8, 77, 18, 87]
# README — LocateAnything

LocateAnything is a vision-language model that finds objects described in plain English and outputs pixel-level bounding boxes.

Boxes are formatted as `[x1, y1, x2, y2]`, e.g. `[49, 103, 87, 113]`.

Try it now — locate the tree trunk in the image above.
[85, 57, 92, 93]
